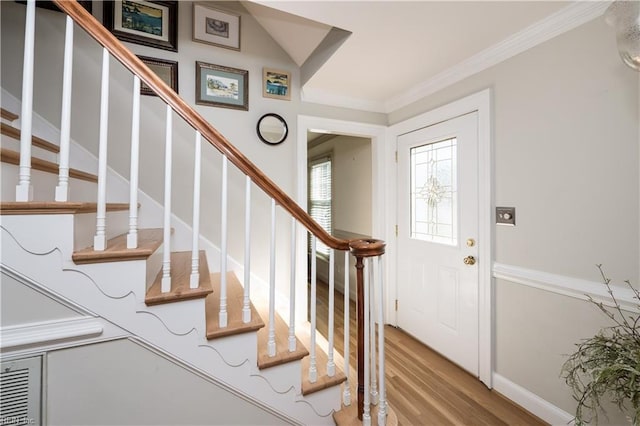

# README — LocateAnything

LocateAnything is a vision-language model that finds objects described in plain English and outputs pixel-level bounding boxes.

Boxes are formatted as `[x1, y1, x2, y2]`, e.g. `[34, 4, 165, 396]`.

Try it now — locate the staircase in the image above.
[1, 1, 391, 425]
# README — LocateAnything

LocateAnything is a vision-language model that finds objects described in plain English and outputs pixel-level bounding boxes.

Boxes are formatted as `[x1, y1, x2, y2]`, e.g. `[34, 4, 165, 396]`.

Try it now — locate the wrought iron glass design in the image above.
[410, 138, 457, 245]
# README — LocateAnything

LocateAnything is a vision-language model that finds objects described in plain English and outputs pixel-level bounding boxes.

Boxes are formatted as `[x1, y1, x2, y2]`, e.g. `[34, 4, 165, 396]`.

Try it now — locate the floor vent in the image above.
[1, 356, 41, 425]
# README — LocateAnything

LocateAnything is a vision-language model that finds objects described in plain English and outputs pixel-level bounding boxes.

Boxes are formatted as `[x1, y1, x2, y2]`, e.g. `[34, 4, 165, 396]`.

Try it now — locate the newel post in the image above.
[349, 238, 386, 421]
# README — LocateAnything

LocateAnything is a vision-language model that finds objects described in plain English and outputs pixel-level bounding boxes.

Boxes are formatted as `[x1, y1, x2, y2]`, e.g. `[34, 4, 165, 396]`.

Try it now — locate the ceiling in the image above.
[245, 1, 612, 113]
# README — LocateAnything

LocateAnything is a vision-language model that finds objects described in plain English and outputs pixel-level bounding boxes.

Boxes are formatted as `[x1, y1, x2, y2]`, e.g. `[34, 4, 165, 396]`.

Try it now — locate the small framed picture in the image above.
[104, 1, 178, 52]
[138, 56, 178, 96]
[192, 3, 240, 51]
[196, 62, 248, 111]
[263, 68, 291, 101]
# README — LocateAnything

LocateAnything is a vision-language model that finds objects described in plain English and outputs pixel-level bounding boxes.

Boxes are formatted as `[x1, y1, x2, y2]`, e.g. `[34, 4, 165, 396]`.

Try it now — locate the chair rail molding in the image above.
[1, 317, 104, 351]
[492, 262, 638, 313]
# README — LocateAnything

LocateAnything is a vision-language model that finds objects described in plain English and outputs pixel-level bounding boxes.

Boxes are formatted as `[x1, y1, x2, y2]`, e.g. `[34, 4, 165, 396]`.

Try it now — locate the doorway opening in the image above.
[307, 131, 372, 298]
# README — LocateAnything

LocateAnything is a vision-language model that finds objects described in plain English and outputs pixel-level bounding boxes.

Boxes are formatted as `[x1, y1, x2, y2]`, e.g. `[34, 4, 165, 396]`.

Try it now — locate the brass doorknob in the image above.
[463, 255, 476, 266]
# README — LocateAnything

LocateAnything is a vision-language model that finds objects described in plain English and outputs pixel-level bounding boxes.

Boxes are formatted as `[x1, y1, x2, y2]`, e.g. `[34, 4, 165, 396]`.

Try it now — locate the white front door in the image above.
[396, 112, 479, 375]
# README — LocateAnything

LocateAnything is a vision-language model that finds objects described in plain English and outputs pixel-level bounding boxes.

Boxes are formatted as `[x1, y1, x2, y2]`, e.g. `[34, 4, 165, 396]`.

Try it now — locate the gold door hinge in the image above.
[395, 151, 398, 163]
[395, 300, 398, 311]
[395, 225, 398, 236]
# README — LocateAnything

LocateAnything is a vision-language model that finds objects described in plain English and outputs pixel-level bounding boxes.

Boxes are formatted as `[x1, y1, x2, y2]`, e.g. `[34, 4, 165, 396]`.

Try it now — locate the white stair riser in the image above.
[256, 361, 302, 394]
[1, 134, 59, 163]
[73, 210, 129, 252]
[1, 163, 97, 202]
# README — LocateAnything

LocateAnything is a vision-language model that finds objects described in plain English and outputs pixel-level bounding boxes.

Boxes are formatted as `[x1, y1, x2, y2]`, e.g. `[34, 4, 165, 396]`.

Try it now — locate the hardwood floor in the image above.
[313, 281, 547, 425]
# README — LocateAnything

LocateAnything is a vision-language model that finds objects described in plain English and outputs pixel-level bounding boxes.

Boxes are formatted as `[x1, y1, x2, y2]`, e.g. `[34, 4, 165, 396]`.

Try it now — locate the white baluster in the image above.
[93, 48, 110, 251]
[189, 131, 202, 288]
[370, 257, 379, 405]
[242, 176, 251, 323]
[309, 235, 318, 383]
[288, 217, 296, 352]
[16, 0, 35, 202]
[126, 76, 140, 249]
[363, 258, 371, 426]
[55, 15, 74, 202]
[219, 155, 228, 327]
[327, 248, 336, 377]
[343, 251, 351, 406]
[267, 198, 277, 356]
[377, 256, 387, 426]
[160, 105, 173, 293]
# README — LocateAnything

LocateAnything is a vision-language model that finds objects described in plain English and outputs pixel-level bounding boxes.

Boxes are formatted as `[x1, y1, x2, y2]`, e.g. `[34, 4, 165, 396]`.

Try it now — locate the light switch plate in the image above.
[496, 207, 516, 226]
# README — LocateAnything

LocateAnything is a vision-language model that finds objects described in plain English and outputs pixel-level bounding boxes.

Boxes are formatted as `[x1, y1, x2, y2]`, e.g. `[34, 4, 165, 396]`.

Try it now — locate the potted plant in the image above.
[561, 265, 640, 425]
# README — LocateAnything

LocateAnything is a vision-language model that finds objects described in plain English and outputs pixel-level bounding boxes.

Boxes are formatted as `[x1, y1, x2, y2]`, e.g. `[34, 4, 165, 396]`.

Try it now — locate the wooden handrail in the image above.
[52, 0, 350, 251]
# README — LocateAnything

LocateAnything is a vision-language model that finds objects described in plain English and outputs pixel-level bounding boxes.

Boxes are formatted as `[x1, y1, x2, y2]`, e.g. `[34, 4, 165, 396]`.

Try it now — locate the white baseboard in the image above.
[492, 373, 574, 425]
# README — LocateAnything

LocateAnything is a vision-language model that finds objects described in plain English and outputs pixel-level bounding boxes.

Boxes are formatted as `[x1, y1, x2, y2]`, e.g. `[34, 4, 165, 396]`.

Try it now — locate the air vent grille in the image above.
[0, 357, 41, 425]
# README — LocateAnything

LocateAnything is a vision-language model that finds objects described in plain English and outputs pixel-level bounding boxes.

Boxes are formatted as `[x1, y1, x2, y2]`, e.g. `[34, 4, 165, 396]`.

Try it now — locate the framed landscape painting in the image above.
[104, 0, 178, 52]
[196, 62, 248, 111]
[262, 68, 291, 101]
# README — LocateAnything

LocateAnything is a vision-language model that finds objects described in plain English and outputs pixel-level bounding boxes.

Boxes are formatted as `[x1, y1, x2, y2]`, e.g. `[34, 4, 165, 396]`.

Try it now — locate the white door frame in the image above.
[295, 115, 388, 325]
[387, 88, 493, 387]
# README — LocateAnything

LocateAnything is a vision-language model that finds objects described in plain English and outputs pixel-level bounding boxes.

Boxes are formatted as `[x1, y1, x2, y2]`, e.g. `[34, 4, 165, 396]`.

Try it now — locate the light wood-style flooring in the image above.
[313, 281, 548, 426]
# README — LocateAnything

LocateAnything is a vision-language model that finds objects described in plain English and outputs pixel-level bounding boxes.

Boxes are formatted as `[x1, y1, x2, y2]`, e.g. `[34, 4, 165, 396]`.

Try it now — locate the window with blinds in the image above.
[308, 155, 332, 257]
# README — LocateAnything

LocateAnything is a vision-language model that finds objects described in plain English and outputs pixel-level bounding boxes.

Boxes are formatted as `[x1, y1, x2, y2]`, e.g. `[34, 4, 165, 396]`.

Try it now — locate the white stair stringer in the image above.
[1, 218, 341, 425]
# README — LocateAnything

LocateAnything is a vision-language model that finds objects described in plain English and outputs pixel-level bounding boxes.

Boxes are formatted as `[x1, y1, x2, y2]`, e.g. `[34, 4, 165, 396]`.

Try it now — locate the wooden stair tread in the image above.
[1, 123, 59, 153]
[1, 148, 97, 182]
[0, 201, 130, 215]
[301, 345, 347, 395]
[73, 228, 165, 264]
[333, 402, 399, 426]
[1, 108, 19, 122]
[256, 306, 309, 370]
[146, 251, 213, 306]
[205, 272, 265, 339]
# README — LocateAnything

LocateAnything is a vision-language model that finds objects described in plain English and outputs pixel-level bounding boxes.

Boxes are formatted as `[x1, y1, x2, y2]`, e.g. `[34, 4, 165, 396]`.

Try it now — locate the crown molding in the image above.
[385, 1, 612, 113]
[302, 1, 612, 114]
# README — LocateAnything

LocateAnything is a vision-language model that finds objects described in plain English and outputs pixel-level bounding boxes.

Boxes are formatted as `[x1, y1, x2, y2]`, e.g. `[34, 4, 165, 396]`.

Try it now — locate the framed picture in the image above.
[262, 68, 291, 101]
[192, 3, 240, 51]
[138, 56, 178, 96]
[104, 1, 178, 52]
[15, 1, 93, 13]
[196, 62, 248, 111]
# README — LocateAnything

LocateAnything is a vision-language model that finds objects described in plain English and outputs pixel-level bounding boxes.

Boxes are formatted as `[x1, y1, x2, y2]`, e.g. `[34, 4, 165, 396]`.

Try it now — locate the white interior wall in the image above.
[0, 273, 81, 326]
[46, 338, 289, 425]
[389, 16, 639, 422]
